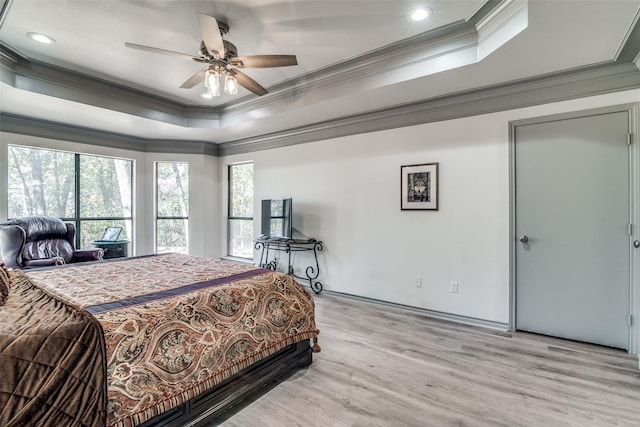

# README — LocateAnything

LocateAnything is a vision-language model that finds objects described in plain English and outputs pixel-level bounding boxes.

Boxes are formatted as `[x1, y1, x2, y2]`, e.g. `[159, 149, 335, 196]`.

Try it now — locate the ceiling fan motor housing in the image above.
[217, 20, 229, 37]
[223, 40, 237, 58]
[198, 40, 237, 60]
[198, 40, 238, 62]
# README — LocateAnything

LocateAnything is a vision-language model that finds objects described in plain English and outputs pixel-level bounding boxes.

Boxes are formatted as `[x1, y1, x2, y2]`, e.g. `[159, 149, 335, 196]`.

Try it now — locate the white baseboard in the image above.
[313, 288, 510, 332]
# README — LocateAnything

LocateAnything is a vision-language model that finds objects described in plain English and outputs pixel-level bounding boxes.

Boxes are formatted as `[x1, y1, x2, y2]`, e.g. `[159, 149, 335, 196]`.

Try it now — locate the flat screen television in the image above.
[261, 198, 292, 238]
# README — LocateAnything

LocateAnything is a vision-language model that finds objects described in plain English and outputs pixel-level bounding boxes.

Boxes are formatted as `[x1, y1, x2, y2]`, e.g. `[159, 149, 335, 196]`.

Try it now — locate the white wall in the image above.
[2, 88, 638, 327]
[0, 134, 222, 258]
[222, 89, 640, 325]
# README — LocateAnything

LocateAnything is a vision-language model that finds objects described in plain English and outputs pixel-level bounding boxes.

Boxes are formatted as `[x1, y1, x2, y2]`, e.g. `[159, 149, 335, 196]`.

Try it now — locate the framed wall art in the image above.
[400, 162, 439, 210]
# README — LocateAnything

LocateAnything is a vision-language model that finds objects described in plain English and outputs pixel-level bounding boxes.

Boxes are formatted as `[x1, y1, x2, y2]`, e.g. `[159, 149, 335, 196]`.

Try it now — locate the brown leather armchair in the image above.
[0, 216, 104, 269]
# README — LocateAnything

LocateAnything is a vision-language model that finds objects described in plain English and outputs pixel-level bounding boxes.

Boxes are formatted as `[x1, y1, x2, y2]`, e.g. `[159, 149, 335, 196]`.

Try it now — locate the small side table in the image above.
[93, 240, 130, 259]
[254, 237, 324, 294]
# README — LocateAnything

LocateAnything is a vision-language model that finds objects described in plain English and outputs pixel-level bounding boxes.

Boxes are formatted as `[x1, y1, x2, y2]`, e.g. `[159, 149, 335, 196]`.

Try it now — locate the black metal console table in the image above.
[254, 236, 323, 294]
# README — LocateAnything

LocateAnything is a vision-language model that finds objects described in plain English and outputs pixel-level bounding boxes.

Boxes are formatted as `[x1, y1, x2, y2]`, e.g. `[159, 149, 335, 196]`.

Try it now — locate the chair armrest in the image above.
[23, 257, 66, 268]
[73, 248, 104, 262]
[0, 225, 26, 269]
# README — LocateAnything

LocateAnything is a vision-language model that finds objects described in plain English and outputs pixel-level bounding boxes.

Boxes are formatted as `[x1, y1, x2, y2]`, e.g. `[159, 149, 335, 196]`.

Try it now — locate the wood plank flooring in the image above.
[213, 293, 640, 426]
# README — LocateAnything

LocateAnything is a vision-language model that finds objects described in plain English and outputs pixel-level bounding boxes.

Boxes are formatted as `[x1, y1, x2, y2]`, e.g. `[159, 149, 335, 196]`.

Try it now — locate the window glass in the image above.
[8, 146, 75, 218]
[156, 162, 189, 254]
[157, 162, 189, 218]
[229, 163, 253, 218]
[228, 218, 254, 258]
[7, 145, 134, 251]
[156, 219, 188, 254]
[228, 163, 253, 258]
[80, 155, 132, 217]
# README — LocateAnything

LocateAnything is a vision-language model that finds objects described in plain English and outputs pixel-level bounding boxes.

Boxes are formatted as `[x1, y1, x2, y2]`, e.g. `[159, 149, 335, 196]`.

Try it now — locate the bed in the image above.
[0, 253, 320, 427]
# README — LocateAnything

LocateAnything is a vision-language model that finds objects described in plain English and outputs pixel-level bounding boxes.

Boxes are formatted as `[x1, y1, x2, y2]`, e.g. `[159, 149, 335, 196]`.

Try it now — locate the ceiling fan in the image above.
[125, 12, 298, 97]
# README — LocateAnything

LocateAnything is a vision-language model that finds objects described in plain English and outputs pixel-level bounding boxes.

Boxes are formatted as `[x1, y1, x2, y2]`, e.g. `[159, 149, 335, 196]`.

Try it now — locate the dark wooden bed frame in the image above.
[139, 340, 313, 427]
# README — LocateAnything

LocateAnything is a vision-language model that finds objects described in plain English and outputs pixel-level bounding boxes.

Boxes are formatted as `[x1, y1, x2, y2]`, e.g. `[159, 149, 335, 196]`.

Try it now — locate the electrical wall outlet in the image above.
[449, 281, 459, 293]
[415, 277, 422, 288]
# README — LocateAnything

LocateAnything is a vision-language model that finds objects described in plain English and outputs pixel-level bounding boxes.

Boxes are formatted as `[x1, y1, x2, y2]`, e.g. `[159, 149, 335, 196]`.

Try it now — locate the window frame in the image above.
[7, 145, 134, 249]
[227, 162, 254, 259]
[154, 161, 189, 254]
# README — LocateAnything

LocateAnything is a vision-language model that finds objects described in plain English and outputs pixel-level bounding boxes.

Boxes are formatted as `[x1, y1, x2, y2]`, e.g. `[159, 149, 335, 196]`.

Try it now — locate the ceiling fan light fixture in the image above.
[204, 68, 221, 96]
[125, 13, 295, 97]
[224, 74, 238, 95]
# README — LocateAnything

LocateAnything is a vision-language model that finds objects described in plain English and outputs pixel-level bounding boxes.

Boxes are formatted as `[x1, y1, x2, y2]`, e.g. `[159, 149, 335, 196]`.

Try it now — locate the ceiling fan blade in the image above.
[180, 69, 206, 89]
[231, 69, 268, 96]
[230, 55, 298, 68]
[125, 42, 200, 62]
[197, 12, 225, 58]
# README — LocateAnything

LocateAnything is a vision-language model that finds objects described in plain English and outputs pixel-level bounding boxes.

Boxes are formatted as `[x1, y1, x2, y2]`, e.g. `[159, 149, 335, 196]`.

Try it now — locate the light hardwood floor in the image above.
[215, 293, 640, 427]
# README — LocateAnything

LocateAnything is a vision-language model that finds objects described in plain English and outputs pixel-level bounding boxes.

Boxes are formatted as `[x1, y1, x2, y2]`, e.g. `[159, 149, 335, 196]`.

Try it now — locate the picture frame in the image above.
[401, 162, 439, 210]
[100, 226, 122, 242]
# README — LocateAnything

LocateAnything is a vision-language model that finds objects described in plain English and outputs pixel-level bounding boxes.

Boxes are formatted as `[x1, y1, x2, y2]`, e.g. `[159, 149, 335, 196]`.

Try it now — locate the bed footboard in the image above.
[139, 340, 313, 427]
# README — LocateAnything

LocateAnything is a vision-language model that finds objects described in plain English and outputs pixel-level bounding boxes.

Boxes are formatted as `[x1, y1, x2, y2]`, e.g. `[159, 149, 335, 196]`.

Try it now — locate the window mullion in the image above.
[74, 153, 81, 248]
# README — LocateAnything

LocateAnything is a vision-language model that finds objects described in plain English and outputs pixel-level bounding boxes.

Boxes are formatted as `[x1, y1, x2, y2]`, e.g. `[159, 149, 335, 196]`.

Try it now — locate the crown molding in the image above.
[0, 113, 219, 156]
[0, 0, 12, 28]
[476, 0, 527, 60]
[3, 61, 639, 158]
[0, 47, 207, 127]
[218, 61, 640, 156]
[616, 8, 640, 63]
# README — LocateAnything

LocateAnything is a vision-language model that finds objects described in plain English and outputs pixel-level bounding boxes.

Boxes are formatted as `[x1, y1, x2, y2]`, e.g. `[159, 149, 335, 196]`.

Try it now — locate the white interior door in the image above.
[515, 111, 630, 349]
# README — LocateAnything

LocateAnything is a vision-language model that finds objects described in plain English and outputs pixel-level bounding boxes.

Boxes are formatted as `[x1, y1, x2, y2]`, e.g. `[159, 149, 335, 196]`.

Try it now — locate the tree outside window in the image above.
[8, 146, 75, 218]
[156, 162, 189, 254]
[7, 145, 133, 248]
[79, 155, 132, 247]
[228, 162, 253, 258]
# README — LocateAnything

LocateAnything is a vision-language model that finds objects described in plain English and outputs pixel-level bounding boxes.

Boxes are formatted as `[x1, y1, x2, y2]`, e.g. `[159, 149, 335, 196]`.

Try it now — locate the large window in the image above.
[156, 162, 189, 254]
[228, 162, 253, 258]
[8, 145, 133, 247]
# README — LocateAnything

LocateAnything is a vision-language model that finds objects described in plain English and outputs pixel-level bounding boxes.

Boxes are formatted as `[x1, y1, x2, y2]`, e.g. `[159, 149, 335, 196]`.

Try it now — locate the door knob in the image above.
[519, 235, 529, 243]
[634, 240, 640, 248]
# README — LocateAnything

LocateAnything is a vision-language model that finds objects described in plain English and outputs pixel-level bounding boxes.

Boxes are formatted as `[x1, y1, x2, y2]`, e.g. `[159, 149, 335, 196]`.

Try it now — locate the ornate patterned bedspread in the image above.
[10, 254, 319, 427]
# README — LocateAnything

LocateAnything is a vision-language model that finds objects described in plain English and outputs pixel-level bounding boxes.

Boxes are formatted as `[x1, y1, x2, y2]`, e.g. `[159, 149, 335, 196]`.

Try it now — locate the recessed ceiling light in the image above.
[27, 32, 55, 44]
[201, 93, 213, 99]
[411, 8, 431, 21]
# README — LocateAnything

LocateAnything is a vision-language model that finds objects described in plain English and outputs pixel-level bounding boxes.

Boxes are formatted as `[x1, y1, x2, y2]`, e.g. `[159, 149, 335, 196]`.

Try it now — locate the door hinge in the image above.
[629, 314, 633, 327]
[628, 134, 633, 146]
[629, 224, 633, 236]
